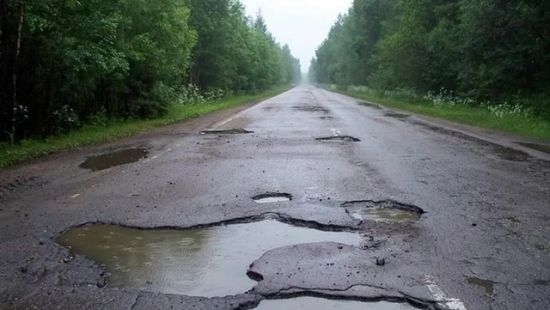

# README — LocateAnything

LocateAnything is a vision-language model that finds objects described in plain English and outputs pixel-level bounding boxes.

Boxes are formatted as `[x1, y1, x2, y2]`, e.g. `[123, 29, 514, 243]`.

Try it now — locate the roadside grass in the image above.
[337, 88, 550, 141]
[0, 86, 290, 169]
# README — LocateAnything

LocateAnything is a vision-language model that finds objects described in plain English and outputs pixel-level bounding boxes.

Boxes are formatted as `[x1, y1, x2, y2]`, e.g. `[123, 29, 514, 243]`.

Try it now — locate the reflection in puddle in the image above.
[57, 220, 361, 297]
[255, 297, 418, 310]
[343, 200, 423, 223]
[467, 277, 495, 296]
[351, 208, 421, 223]
[79, 148, 148, 171]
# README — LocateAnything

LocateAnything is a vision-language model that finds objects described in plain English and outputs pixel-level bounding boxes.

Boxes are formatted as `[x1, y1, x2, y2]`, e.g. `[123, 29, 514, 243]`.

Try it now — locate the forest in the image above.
[309, 0, 550, 121]
[0, 0, 301, 143]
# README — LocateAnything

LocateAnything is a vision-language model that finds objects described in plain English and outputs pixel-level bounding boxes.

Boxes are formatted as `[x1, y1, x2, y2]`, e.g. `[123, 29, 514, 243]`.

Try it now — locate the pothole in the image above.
[384, 112, 410, 119]
[252, 193, 292, 204]
[199, 128, 254, 135]
[342, 200, 424, 223]
[516, 142, 550, 154]
[254, 297, 419, 310]
[320, 116, 334, 120]
[79, 148, 149, 171]
[466, 277, 495, 296]
[293, 106, 330, 113]
[56, 219, 361, 297]
[316, 136, 361, 142]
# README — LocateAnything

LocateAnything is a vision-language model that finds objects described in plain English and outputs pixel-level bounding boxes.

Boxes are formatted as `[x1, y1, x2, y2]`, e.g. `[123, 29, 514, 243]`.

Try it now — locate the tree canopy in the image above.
[0, 0, 301, 142]
[309, 0, 550, 118]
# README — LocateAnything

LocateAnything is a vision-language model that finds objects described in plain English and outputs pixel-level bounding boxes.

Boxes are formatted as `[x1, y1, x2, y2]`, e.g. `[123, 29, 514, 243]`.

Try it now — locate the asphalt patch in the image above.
[253, 297, 418, 310]
[56, 219, 362, 297]
[252, 193, 293, 203]
[79, 148, 149, 171]
[199, 128, 254, 135]
[316, 136, 361, 143]
[342, 200, 424, 223]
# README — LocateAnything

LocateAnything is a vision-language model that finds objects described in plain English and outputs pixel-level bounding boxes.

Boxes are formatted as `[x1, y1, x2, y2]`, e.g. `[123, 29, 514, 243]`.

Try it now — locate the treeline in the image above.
[310, 0, 550, 118]
[0, 0, 301, 143]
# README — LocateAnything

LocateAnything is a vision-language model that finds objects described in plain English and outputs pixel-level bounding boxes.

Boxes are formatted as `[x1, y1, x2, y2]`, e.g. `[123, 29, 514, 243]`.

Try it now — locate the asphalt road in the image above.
[1, 85, 549, 310]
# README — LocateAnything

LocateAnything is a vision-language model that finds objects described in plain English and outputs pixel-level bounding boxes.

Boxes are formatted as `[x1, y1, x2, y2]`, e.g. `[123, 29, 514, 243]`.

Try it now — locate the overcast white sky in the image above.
[240, 0, 353, 72]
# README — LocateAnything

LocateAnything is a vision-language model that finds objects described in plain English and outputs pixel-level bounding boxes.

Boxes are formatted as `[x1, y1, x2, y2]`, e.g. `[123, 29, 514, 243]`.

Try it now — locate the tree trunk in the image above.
[10, 1, 25, 145]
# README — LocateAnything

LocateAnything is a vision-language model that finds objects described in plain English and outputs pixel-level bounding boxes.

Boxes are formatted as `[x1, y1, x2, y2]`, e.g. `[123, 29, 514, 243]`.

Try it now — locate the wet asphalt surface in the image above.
[1, 85, 550, 309]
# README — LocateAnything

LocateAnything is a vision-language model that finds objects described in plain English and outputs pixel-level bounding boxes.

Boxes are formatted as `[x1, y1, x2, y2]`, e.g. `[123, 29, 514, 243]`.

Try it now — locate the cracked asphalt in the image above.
[1, 85, 550, 309]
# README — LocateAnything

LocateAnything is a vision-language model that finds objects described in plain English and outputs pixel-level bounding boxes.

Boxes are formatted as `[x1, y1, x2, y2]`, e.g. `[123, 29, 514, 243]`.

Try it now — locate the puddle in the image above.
[467, 277, 495, 296]
[199, 128, 254, 135]
[253, 193, 292, 204]
[255, 297, 418, 310]
[316, 136, 361, 142]
[293, 106, 330, 113]
[79, 148, 149, 171]
[516, 142, 550, 154]
[57, 220, 361, 297]
[342, 200, 424, 223]
[385, 112, 410, 119]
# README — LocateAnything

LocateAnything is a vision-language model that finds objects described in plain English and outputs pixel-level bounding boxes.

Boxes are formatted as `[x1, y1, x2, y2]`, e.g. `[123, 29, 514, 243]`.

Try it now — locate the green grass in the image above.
[337, 89, 550, 141]
[0, 86, 290, 169]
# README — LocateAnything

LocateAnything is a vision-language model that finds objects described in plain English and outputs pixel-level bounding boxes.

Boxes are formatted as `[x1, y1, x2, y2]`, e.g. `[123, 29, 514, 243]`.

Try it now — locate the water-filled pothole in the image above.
[199, 128, 254, 135]
[79, 148, 149, 171]
[57, 220, 361, 297]
[316, 136, 361, 142]
[253, 193, 292, 204]
[342, 200, 424, 223]
[254, 297, 419, 310]
[467, 277, 495, 296]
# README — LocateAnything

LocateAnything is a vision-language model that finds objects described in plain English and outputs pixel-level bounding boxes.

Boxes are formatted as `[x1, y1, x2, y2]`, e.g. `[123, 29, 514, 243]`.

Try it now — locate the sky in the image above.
[240, 0, 354, 73]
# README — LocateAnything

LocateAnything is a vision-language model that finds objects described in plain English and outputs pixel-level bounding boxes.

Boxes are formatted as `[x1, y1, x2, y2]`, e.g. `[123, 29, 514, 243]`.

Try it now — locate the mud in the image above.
[57, 219, 362, 297]
[252, 193, 292, 203]
[316, 136, 361, 142]
[253, 297, 418, 310]
[199, 128, 254, 135]
[79, 148, 149, 171]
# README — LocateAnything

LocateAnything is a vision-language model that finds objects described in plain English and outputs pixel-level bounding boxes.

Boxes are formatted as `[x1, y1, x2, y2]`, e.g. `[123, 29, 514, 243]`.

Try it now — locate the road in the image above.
[1, 85, 549, 310]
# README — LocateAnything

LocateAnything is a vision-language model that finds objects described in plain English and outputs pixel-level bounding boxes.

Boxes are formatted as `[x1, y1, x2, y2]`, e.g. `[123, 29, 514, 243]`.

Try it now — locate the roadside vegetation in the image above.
[0, 86, 289, 168]
[310, 0, 550, 140]
[0, 0, 301, 152]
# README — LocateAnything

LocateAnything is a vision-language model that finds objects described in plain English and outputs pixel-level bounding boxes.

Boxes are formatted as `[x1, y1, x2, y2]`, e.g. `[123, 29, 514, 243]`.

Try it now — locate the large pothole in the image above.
[57, 219, 362, 297]
[79, 148, 149, 171]
[254, 297, 419, 310]
[342, 200, 424, 223]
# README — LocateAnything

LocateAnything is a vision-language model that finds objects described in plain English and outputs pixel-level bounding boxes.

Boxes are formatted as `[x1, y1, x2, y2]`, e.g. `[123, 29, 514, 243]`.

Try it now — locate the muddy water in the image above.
[350, 208, 421, 223]
[79, 148, 148, 171]
[57, 220, 362, 297]
[255, 297, 418, 310]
